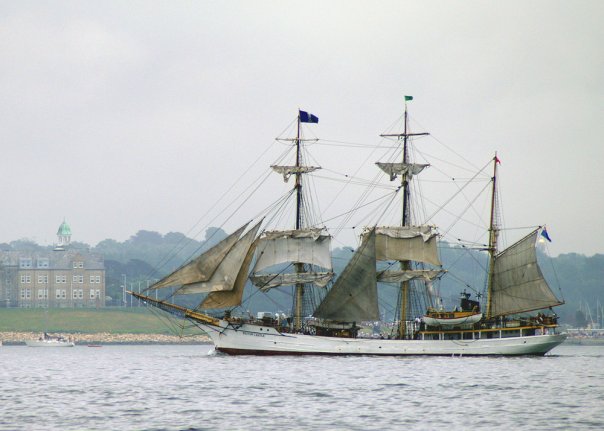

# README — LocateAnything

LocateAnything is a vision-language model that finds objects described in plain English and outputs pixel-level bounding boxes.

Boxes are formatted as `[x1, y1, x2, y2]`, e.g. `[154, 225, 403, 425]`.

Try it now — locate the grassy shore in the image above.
[0, 307, 197, 334]
[0, 308, 210, 344]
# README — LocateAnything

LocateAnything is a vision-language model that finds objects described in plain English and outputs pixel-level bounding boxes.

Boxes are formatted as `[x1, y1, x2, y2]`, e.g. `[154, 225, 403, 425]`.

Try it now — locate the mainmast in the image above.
[380, 97, 429, 339]
[486, 153, 500, 319]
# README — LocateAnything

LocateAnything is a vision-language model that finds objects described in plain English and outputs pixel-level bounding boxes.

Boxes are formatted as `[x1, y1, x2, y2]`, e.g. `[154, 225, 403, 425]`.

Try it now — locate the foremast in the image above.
[293, 111, 304, 331]
[380, 97, 429, 339]
[266, 110, 324, 331]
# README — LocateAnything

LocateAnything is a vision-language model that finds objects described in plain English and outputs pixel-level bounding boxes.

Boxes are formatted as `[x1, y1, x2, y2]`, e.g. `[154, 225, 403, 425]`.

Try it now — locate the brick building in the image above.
[0, 221, 105, 308]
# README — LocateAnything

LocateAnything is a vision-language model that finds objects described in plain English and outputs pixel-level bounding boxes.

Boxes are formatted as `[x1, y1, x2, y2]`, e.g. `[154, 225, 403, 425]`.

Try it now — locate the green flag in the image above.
[404, 95, 413, 101]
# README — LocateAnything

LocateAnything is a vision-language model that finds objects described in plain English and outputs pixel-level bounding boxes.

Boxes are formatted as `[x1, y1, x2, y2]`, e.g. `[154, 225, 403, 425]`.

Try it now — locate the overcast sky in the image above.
[1, 1, 602, 256]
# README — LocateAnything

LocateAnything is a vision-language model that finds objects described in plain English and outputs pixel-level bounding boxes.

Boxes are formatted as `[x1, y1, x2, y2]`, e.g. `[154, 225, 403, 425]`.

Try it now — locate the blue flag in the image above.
[299, 110, 319, 123]
[541, 227, 552, 242]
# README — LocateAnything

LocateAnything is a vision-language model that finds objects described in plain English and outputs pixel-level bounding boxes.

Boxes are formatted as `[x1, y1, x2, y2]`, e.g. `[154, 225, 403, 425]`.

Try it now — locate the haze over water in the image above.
[1, 344, 602, 430]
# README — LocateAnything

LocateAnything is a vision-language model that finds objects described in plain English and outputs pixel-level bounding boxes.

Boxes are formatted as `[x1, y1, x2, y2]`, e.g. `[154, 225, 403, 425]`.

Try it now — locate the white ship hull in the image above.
[201, 320, 567, 356]
[25, 339, 75, 347]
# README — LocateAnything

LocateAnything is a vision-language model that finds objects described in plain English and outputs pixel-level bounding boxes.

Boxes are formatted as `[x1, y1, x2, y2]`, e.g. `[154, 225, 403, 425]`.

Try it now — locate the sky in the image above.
[1, 0, 602, 256]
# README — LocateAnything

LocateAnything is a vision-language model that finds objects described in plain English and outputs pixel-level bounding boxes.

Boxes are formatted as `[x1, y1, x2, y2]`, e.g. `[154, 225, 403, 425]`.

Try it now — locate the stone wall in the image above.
[0, 331, 210, 345]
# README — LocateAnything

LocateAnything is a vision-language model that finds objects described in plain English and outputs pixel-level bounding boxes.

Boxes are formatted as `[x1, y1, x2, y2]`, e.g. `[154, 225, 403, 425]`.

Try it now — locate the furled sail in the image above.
[252, 272, 333, 292]
[490, 229, 563, 317]
[370, 226, 441, 266]
[251, 228, 333, 289]
[313, 229, 379, 322]
[150, 223, 249, 291]
[376, 162, 428, 181]
[377, 269, 444, 283]
[199, 223, 262, 309]
[271, 165, 321, 182]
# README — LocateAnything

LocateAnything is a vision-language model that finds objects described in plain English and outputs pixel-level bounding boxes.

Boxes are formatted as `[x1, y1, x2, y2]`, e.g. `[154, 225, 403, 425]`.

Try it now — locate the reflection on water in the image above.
[0, 344, 602, 430]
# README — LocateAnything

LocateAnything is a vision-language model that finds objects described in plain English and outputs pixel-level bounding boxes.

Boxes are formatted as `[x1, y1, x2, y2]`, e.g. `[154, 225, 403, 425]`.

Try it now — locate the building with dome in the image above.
[55, 220, 72, 250]
[0, 220, 106, 308]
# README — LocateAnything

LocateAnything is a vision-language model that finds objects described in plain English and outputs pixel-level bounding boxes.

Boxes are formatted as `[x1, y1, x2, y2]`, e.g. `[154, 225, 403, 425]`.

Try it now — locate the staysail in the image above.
[250, 228, 334, 290]
[489, 229, 563, 316]
[313, 229, 379, 322]
[199, 223, 262, 309]
[149, 223, 249, 291]
[178, 221, 261, 294]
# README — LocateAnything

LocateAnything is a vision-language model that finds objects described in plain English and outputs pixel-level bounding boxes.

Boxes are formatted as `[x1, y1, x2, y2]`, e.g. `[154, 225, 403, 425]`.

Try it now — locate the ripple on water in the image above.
[0, 344, 602, 430]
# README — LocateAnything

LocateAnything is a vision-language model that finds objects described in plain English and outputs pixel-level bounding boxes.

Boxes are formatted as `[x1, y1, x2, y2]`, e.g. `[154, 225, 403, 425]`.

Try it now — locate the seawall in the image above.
[0, 331, 210, 345]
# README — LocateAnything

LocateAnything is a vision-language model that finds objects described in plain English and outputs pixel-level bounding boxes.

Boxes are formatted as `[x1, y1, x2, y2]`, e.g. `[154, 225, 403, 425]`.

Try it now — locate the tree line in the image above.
[2, 229, 601, 326]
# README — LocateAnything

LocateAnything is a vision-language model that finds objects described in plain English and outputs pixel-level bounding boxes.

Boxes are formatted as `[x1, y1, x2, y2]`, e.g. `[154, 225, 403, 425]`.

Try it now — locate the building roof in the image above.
[57, 220, 71, 236]
[0, 250, 104, 270]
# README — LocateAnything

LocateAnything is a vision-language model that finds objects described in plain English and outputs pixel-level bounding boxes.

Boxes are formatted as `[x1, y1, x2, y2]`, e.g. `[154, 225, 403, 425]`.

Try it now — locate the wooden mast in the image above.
[486, 153, 500, 319]
[380, 99, 428, 339]
[399, 105, 411, 339]
[293, 112, 304, 331]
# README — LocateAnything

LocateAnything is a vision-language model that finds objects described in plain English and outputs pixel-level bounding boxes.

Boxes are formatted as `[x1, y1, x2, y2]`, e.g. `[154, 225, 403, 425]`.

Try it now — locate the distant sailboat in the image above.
[131, 102, 565, 356]
[26, 332, 75, 347]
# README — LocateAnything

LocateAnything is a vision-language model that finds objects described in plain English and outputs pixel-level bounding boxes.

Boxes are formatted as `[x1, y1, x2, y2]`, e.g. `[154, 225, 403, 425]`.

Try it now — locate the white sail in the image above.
[376, 162, 428, 181]
[251, 272, 333, 291]
[377, 269, 444, 283]
[313, 229, 378, 322]
[251, 228, 333, 289]
[150, 223, 249, 291]
[371, 226, 441, 266]
[271, 165, 320, 182]
[178, 222, 261, 294]
[490, 230, 563, 316]
[253, 229, 332, 272]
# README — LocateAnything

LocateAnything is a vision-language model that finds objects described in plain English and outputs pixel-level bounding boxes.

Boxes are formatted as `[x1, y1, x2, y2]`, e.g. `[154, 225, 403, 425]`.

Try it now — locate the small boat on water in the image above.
[26, 333, 75, 347]
[422, 291, 483, 326]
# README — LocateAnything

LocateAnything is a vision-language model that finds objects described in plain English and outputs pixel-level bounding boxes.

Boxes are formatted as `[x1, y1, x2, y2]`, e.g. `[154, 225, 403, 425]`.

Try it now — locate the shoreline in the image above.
[0, 331, 211, 345]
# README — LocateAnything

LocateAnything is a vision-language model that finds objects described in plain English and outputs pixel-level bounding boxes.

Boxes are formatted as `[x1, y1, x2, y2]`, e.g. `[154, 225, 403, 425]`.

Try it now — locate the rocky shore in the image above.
[0, 331, 210, 345]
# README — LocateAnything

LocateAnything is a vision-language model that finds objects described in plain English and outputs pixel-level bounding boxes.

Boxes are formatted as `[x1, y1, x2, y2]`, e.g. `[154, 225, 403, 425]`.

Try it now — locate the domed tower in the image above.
[56, 219, 72, 248]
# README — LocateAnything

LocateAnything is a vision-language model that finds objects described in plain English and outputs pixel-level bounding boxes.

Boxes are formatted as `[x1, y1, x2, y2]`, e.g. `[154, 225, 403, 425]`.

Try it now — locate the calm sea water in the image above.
[0, 343, 602, 430]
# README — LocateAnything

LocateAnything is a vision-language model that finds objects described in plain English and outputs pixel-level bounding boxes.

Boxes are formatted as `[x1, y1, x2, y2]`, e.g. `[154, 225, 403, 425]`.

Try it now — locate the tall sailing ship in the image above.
[131, 100, 566, 356]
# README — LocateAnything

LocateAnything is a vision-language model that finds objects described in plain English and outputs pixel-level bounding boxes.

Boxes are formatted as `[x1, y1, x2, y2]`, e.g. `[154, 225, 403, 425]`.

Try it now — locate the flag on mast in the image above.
[541, 226, 552, 242]
[404, 95, 413, 101]
[299, 110, 319, 123]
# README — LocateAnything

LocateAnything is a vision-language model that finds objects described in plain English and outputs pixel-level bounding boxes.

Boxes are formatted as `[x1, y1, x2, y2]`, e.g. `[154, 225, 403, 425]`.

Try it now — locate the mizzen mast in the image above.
[486, 154, 500, 319]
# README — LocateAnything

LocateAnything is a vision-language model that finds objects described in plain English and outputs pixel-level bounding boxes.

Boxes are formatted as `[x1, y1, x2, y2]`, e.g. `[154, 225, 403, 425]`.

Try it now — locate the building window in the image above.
[38, 275, 48, 284]
[20, 275, 31, 284]
[73, 261, 84, 269]
[20, 288, 32, 299]
[37, 258, 50, 268]
[72, 275, 84, 283]
[55, 289, 66, 299]
[90, 275, 101, 284]
[19, 258, 33, 269]
[37, 289, 48, 299]
[90, 289, 101, 299]
[56, 275, 67, 284]
[72, 289, 83, 299]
